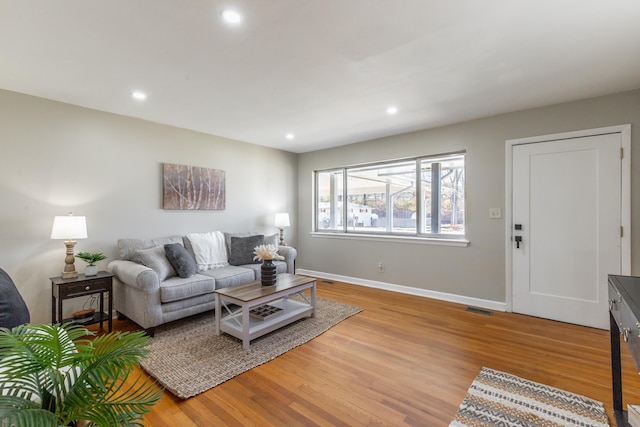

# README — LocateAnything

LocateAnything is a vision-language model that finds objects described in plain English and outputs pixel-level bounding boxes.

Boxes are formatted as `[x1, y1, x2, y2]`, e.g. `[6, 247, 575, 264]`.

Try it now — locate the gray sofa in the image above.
[107, 232, 296, 335]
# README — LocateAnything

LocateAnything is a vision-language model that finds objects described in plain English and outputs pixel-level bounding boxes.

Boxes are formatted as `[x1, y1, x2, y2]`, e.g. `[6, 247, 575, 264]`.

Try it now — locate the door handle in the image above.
[514, 236, 522, 249]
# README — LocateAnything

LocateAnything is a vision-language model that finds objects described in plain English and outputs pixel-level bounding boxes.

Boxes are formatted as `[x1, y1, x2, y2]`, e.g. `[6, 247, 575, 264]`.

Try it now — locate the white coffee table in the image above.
[214, 273, 316, 349]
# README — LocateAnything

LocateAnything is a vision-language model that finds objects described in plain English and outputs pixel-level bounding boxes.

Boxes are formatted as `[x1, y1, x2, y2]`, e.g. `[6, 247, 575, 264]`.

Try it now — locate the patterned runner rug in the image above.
[450, 367, 610, 427]
[140, 297, 361, 399]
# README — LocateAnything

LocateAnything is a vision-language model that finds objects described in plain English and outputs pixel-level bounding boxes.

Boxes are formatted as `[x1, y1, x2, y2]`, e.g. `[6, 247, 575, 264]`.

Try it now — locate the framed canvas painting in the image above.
[163, 163, 226, 210]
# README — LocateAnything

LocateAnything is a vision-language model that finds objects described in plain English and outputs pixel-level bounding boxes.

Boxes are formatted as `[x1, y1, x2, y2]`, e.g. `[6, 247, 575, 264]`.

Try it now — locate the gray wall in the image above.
[2, 87, 638, 323]
[0, 89, 298, 324]
[297, 89, 640, 303]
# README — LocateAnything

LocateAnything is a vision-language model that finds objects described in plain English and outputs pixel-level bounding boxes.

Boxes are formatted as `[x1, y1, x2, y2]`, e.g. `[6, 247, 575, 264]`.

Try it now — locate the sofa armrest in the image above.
[278, 246, 297, 274]
[107, 260, 160, 292]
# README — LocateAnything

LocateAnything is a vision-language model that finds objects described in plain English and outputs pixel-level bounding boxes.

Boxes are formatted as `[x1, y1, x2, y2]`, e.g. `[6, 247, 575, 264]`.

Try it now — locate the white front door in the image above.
[511, 131, 624, 329]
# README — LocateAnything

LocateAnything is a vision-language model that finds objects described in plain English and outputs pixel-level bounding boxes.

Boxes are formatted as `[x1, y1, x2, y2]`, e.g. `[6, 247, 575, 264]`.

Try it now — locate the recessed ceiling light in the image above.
[132, 91, 147, 101]
[386, 106, 398, 115]
[286, 133, 295, 140]
[221, 9, 242, 24]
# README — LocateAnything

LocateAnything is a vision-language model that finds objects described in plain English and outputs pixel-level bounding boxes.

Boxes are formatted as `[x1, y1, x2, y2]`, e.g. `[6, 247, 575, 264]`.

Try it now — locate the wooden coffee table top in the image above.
[214, 273, 315, 302]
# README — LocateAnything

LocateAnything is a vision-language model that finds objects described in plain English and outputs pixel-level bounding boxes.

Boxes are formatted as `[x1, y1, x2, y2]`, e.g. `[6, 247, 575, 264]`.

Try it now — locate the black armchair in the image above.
[0, 268, 30, 329]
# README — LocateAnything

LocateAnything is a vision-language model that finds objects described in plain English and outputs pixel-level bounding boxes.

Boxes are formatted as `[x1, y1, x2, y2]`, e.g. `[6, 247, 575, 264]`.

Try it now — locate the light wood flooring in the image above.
[101, 278, 640, 426]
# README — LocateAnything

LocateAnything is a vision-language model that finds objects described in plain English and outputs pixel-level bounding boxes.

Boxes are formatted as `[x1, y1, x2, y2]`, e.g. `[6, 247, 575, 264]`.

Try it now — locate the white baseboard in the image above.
[296, 269, 506, 312]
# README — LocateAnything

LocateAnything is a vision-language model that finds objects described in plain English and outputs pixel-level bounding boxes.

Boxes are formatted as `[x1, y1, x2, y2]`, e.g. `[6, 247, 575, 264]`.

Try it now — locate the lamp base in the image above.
[61, 239, 79, 279]
[62, 270, 78, 279]
[278, 228, 286, 246]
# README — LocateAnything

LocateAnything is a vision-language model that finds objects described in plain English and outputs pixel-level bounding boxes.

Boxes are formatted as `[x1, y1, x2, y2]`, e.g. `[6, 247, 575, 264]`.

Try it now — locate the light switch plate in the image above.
[489, 208, 502, 219]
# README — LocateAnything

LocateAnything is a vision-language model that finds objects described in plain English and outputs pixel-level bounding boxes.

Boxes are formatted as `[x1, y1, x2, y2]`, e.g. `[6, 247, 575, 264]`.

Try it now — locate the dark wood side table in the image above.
[51, 271, 113, 332]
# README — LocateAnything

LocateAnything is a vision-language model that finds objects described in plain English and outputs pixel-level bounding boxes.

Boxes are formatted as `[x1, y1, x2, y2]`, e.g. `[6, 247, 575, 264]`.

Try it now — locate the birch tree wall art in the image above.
[163, 163, 226, 210]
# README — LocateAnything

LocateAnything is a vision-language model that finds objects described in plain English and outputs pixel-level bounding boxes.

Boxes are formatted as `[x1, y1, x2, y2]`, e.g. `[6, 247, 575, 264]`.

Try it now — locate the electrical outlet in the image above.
[378, 262, 384, 273]
[489, 208, 502, 219]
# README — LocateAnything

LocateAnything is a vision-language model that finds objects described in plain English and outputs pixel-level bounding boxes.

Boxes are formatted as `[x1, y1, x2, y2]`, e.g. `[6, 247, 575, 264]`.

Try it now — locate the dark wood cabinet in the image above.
[51, 271, 113, 332]
[608, 274, 640, 427]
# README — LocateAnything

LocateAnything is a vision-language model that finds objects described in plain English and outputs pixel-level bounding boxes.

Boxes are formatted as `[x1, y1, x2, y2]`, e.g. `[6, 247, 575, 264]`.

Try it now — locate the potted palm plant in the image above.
[0, 323, 162, 427]
[75, 252, 107, 277]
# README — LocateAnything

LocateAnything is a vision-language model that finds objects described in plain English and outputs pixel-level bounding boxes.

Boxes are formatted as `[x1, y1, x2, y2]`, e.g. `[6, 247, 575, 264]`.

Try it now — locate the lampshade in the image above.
[274, 213, 290, 228]
[50, 215, 88, 240]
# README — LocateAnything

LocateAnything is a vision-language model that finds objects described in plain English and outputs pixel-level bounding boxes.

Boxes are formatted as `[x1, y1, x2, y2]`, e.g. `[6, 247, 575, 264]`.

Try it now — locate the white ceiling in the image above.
[2, 1, 640, 153]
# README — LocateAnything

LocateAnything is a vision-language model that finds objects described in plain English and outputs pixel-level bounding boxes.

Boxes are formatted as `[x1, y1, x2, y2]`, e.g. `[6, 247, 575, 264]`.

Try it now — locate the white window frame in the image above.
[312, 153, 468, 246]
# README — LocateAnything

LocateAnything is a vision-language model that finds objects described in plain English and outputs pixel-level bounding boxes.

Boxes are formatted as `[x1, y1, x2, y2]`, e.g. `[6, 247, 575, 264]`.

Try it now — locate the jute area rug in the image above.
[140, 297, 361, 399]
[450, 367, 609, 427]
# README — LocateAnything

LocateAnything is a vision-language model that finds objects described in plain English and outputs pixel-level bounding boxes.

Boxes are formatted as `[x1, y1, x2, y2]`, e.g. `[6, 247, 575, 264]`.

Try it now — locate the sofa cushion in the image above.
[159, 274, 215, 303]
[161, 292, 216, 316]
[224, 232, 278, 252]
[132, 246, 176, 282]
[118, 236, 183, 261]
[224, 232, 254, 254]
[164, 243, 197, 278]
[264, 233, 279, 248]
[199, 265, 255, 289]
[228, 235, 264, 266]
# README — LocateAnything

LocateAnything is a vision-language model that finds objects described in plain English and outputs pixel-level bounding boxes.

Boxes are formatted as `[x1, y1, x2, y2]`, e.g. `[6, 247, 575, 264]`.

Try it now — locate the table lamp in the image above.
[51, 213, 87, 279]
[275, 212, 290, 246]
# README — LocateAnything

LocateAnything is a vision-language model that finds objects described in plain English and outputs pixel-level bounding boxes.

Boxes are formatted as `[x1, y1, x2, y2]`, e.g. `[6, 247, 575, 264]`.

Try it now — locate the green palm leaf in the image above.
[0, 323, 162, 427]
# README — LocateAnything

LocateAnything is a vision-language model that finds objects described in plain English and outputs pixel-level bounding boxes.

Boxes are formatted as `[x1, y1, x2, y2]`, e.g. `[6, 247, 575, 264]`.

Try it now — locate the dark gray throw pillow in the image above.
[228, 235, 264, 266]
[164, 243, 198, 278]
[0, 268, 30, 329]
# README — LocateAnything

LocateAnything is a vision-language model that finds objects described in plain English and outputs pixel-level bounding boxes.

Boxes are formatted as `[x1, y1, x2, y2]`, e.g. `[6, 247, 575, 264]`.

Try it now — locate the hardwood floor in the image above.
[99, 278, 640, 426]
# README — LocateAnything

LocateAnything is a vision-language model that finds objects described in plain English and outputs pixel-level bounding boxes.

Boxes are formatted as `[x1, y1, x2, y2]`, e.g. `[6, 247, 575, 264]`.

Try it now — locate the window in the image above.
[315, 153, 465, 239]
[420, 155, 465, 235]
[316, 169, 343, 231]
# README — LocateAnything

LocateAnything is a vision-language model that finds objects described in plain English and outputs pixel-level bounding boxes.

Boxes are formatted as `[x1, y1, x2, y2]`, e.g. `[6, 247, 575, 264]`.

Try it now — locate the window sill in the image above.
[309, 232, 469, 247]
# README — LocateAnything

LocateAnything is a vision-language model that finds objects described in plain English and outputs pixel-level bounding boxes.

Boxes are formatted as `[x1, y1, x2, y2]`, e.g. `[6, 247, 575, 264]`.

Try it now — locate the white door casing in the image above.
[505, 125, 631, 329]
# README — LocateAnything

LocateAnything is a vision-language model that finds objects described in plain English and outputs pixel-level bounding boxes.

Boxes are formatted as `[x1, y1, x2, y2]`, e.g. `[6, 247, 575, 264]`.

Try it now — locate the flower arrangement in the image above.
[253, 244, 284, 261]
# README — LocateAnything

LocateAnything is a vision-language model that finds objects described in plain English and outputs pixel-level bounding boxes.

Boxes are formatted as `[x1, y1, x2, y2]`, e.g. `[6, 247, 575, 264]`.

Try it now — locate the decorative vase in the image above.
[261, 259, 277, 286]
[85, 265, 98, 276]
